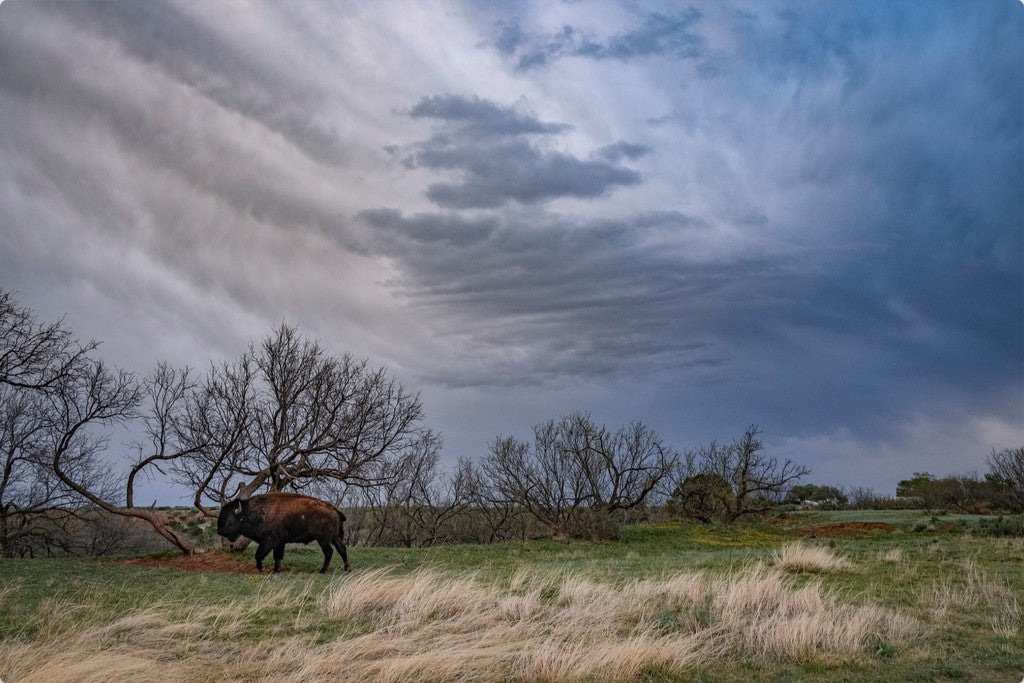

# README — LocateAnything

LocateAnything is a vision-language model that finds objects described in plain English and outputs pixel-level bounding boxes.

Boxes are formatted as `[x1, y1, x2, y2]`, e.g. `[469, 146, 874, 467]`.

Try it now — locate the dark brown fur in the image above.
[217, 492, 350, 573]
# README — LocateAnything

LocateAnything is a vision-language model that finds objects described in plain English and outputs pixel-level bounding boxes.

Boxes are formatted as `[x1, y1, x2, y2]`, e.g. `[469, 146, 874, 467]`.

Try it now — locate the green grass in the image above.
[1, 511, 1022, 681]
[785, 508, 993, 527]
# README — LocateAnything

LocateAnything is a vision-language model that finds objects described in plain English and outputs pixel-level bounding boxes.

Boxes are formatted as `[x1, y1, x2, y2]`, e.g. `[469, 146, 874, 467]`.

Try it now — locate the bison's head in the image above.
[217, 499, 247, 541]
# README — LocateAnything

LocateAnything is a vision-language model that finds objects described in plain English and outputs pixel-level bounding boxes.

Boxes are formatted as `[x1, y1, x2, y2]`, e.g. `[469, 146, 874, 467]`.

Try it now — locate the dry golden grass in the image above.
[919, 559, 1018, 632]
[0, 564, 913, 682]
[989, 595, 1022, 638]
[878, 548, 903, 563]
[773, 542, 855, 574]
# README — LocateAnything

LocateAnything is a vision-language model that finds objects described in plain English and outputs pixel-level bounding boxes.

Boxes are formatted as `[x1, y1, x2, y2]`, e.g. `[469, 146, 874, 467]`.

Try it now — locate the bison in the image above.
[217, 492, 351, 574]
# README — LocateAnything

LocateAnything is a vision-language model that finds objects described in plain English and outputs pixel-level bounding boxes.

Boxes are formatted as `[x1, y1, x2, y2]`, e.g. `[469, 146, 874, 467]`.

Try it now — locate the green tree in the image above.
[896, 472, 936, 499]
[672, 473, 735, 522]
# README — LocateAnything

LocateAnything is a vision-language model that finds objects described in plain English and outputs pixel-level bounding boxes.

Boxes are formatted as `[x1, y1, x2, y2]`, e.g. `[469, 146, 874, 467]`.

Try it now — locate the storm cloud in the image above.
[0, 0, 1020, 500]
[398, 94, 645, 208]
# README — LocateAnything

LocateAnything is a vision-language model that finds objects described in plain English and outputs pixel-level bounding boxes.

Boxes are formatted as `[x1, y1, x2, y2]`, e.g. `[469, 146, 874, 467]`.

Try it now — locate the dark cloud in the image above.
[368, 0, 1022, 432]
[422, 142, 642, 209]
[487, 8, 706, 72]
[631, 211, 709, 230]
[739, 1, 1024, 387]
[596, 141, 653, 162]
[491, 20, 529, 56]
[399, 95, 644, 208]
[407, 94, 570, 137]
[348, 207, 772, 386]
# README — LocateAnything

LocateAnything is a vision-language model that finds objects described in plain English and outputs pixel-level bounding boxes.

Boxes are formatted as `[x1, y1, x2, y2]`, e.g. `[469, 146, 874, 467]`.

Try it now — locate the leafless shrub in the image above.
[668, 426, 809, 522]
[481, 412, 676, 539]
[987, 446, 1024, 512]
[698, 426, 810, 521]
[459, 456, 531, 543]
[353, 433, 471, 547]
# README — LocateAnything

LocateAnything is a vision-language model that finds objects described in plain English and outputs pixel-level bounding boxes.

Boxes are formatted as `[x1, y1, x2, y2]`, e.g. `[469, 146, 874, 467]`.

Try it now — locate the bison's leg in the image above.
[272, 542, 286, 573]
[333, 537, 351, 572]
[317, 538, 333, 573]
[254, 540, 273, 573]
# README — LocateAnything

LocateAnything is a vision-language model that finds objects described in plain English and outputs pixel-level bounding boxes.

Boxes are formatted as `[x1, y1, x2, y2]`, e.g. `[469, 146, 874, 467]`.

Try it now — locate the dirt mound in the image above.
[799, 522, 894, 537]
[119, 551, 255, 573]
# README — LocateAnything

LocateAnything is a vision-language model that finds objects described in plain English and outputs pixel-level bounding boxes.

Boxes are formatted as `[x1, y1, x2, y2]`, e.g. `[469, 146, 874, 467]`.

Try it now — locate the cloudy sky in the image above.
[1, 0, 1021, 503]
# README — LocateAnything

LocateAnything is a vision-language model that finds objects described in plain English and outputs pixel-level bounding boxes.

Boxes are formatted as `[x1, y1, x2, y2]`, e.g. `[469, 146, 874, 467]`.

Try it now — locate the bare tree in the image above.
[847, 486, 880, 509]
[482, 431, 584, 539]
[356, 431, 430, 547]
[0, 291, 105, 556]
[0, 290, 95, 391]
[355, 432, 472, 547]
[580, 417, 676, 513]
[0, 389, 47, 555]
[0, 388, 98, 556]
[151, 360, 254, 518]
[0, 289, 204, 555]
[481, 413, 676, 539]
[987, 446, 1024, 511]
[700, 425, 810, 521]
[43, 358, 203, 553]
[460, 456, 524, 542]
[392, 435, 471, 547]
[161, 324, 430, 519]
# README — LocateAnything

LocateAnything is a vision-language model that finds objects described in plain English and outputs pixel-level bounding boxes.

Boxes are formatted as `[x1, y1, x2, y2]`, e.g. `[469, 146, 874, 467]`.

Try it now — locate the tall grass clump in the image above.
[878, 548, 903, 563]
[919, 559, 1018, 630]
[773, 542, 855, 573]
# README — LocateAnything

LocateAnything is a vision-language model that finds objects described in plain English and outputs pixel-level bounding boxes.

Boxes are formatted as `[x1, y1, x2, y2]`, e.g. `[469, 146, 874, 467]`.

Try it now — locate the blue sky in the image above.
[0, 0, 1020, 503]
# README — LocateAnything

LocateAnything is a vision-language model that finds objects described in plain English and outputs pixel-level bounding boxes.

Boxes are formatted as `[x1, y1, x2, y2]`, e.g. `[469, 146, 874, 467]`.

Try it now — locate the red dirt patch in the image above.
[119, 551, 256, 573]
[798, 522, 894, 537]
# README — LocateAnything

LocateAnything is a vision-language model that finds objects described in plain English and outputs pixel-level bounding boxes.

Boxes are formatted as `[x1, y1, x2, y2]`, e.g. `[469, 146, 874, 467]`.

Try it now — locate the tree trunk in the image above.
[0, 507, 10, 558]
[129, 508, 203, 555]
[54, 475, 202, 555]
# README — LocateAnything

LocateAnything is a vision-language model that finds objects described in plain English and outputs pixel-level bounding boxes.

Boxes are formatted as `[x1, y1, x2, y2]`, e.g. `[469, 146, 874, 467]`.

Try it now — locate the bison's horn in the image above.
[234, 482, 252, 501]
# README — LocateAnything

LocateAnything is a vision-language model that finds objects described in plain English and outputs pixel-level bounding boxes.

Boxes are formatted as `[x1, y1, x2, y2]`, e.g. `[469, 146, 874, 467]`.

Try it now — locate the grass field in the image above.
[0, 510, 1021, 681]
